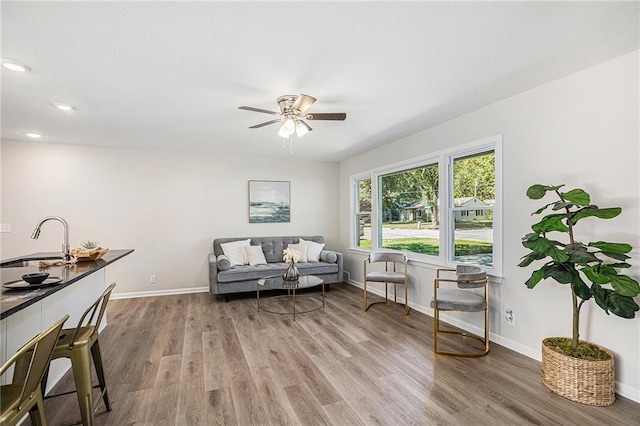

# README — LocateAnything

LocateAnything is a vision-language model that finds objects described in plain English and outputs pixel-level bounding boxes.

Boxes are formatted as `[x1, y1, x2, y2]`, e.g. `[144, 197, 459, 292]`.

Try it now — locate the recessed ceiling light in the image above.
[53, 102, 76, 111]
[24, 132, 43, 139]
[2, 61, 31, 72]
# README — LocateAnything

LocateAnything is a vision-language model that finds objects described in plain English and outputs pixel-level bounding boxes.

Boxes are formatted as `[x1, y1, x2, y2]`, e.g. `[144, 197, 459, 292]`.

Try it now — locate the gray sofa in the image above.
[209, 236, 343, 300]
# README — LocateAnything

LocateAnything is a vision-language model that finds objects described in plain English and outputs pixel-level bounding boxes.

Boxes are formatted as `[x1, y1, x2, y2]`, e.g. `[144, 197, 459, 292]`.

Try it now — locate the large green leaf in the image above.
[571, 207, 621, 223]
[561, 188, 590, 206]
[552, 201, 574, 211]
[518, 251, 546, 267]
[606, 262, 631, 269]
[526, 185, 548, 200]
[532, 203, 553, 215]
[522, 234, 552, 253]
[607, 293, 640, 319]
[588, 241, 632, 254]
[544, 264, 574, 284]
[567, 250, 600, 264]
[581, 265, 616, 284]
[526, 184, 564, 199]
[532, 215, 569, 233]
[610, 275, 640, 297]
[599, 251, 631, 261]
[546, 246, 569, 263]
[525, 267, 545, 289]
[591, 284, 610, 314]
[571, 274, 592, 300]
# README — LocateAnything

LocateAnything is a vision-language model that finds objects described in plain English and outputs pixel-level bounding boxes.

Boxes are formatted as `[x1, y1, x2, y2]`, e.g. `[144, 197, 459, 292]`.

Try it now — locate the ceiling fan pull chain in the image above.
[290, 135, 294, 154]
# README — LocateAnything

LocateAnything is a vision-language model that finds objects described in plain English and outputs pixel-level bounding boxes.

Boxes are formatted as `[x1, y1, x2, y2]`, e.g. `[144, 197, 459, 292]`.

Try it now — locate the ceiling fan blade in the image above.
[249, 119, 283, 129]
[304, 112, 347, 121]
[292, 94, 317, 113]
[238, 106, 280, 115]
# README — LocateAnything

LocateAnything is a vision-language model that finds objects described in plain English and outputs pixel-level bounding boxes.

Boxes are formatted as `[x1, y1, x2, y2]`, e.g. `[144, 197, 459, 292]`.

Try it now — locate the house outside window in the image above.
[379, 164, 439, 256]
[448, 149, 496, 268]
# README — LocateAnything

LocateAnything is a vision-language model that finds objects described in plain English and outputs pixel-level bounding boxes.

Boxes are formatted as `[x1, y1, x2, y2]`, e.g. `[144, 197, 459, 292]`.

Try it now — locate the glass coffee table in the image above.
[257, 275, 325, 321]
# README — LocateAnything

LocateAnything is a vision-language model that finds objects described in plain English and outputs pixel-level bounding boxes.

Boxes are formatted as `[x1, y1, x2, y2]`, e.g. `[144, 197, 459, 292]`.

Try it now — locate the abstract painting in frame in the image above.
[249, 180, 291, 223]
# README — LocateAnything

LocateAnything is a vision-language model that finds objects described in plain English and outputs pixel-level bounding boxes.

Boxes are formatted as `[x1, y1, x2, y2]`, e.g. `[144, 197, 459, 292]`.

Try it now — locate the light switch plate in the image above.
[0, 224, 11, 233]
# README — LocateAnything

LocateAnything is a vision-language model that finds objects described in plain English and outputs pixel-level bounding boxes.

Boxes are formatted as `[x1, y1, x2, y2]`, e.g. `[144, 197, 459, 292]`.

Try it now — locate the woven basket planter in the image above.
[541, 338, 615, 406]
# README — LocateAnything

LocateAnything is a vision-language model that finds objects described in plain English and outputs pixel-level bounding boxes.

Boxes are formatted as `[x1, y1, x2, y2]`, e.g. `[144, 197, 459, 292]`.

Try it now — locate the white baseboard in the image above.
[111, 286, 209, 300]
[348, 280, 639, 403]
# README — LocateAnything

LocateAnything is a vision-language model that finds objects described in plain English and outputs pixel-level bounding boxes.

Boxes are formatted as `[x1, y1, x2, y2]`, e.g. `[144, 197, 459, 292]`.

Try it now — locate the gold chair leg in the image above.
[71, 349, 95, 426]
[363, 281, 367, 311]
[91, 340, 111, 411]
[29, 391, 47, 426]
[404, 284, 409, 316]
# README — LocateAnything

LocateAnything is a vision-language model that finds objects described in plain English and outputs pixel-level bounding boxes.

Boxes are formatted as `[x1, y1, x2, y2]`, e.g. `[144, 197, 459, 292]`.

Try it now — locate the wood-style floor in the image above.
[38, 283, 639, 425]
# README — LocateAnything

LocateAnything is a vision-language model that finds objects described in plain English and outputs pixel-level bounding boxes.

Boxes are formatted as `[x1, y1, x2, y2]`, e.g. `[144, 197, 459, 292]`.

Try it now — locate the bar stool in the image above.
[44, 282, 116, 426]
[1, 315, 68, 426]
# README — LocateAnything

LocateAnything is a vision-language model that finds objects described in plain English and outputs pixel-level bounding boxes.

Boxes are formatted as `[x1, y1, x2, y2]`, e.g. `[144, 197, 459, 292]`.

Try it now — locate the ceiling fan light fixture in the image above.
[295, 121, 311, 137]
[283, 118, 295, 132]
[277, 124, 291, 138]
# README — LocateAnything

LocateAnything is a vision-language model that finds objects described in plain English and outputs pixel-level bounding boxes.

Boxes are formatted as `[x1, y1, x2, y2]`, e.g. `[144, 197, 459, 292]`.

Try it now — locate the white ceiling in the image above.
[2, 1, 638, 161]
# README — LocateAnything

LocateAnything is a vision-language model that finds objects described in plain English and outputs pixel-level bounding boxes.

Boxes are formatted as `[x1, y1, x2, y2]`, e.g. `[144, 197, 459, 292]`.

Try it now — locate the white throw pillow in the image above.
[299, 238, 325, 262]
[287, 242, 309, 263]
[244, 245, 267, 266]
[220, 239, 250, 266]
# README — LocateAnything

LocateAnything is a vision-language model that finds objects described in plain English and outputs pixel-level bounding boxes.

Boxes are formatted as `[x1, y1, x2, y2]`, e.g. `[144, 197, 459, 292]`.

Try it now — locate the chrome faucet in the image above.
[31, 216, 70, 261]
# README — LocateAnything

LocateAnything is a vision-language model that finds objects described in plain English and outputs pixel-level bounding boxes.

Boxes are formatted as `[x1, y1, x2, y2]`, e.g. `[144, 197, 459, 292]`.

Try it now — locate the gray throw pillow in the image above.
[319, 250, 337, 263]
[217, 255, 232, 271]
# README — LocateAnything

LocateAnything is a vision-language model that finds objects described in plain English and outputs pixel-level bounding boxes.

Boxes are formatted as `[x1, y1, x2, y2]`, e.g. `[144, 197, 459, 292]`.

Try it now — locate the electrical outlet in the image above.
[150, 275, 157, 284]
[505, 308, 515, 326]
[0, 223, 11, 233]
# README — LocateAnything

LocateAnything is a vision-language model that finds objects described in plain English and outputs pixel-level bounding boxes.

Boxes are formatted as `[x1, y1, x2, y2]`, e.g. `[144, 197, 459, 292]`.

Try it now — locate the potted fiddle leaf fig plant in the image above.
[519, 184, 639, 406]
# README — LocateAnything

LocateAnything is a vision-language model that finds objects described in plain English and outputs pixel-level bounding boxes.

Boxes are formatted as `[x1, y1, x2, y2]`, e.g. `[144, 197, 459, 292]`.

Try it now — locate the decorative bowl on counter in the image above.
[22, 272, 50, 284]
[70, 247, 109, 261]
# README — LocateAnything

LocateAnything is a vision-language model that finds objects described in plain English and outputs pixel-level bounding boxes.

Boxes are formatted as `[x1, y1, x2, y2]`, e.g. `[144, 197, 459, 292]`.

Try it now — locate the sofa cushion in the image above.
[300, 238, 325, 262]
[217, 261, 339, 283]
[244, 245, 267, 266]
[214, 237, 325, 263]
[220, 239, 250, 265]
[217, 255, 231, 271]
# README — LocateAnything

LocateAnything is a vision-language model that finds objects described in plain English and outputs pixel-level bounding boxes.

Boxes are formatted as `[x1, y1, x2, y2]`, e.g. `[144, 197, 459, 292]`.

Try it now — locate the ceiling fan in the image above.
[238, 94, 346, 138]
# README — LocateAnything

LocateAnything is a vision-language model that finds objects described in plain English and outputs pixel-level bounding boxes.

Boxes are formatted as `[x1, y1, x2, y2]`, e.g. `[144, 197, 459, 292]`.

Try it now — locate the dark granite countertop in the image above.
[0, 249, 133, 319]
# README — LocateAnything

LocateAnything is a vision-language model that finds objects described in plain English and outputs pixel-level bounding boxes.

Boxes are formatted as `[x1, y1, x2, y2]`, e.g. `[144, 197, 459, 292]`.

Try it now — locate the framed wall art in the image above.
[248, 180, 290, 223]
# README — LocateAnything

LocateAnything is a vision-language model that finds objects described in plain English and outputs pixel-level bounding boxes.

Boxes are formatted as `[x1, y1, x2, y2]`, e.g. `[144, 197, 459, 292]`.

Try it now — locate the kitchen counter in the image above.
[0, 249, 133, 319]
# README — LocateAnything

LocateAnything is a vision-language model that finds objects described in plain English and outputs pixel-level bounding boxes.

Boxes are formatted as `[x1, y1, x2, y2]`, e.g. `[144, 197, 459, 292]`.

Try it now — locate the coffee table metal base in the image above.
[256, 275, 325, 321]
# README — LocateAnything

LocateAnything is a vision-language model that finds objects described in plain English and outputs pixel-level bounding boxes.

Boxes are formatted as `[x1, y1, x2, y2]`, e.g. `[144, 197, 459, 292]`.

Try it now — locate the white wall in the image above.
[339, 51, 640, 401]
[1, 142, 339, 295]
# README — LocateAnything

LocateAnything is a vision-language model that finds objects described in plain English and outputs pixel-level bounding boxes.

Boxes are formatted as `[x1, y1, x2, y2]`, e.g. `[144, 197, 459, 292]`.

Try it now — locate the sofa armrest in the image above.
[320, 250, 344, 283]
[208, 253, 219, 294]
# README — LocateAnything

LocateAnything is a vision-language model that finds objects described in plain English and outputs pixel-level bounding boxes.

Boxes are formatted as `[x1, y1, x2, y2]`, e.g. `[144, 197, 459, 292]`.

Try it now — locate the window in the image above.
[354, 178, 371, 247]
[448, 149, 495, 268]
[350, 135, 501, 274]
[379, 164, 439, 256]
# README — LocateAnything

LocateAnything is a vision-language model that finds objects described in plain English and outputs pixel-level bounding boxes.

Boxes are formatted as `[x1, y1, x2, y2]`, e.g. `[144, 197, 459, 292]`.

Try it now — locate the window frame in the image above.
[352, 176, 372, 248]
[349, 135, 502, 276]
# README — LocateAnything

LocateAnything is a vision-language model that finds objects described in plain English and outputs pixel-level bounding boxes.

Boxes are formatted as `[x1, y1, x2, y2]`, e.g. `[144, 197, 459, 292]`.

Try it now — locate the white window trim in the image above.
[351, 174, 372, 249]
[349, 134, 503, 276]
